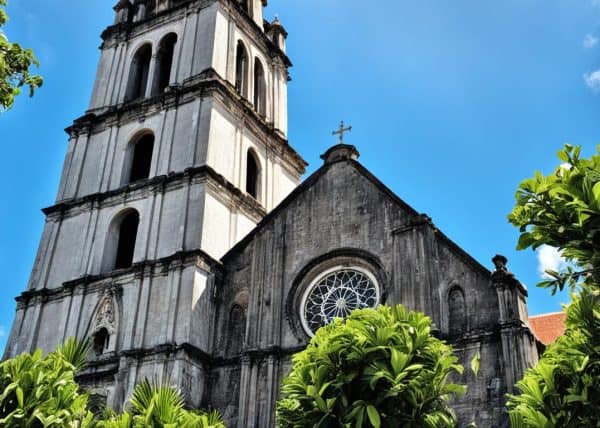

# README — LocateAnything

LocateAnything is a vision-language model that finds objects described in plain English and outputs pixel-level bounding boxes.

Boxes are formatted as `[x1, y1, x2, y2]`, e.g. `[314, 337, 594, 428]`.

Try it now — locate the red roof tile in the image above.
[529, 312, 567, 345]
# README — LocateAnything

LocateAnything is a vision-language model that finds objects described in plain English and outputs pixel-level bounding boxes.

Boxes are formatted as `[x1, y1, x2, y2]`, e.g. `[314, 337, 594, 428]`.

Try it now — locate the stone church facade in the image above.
[4, 0, 541, 426]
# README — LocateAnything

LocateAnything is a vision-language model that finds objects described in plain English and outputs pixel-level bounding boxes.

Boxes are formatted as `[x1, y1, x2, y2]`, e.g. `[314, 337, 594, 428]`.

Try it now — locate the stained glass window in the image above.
[301, 267, 379, 336]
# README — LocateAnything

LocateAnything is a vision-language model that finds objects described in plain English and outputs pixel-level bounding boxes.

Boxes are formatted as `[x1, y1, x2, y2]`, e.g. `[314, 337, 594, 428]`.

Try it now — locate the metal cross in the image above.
[332, 120, 352, 144]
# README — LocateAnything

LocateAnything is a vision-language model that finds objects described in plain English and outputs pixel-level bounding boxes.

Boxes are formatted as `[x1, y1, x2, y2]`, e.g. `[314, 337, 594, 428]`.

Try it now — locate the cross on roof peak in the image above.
[332, 120, 352, 144]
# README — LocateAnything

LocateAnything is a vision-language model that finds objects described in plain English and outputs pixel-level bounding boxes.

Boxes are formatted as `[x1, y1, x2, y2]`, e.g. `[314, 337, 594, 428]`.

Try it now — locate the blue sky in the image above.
[0, 0, 599, 353]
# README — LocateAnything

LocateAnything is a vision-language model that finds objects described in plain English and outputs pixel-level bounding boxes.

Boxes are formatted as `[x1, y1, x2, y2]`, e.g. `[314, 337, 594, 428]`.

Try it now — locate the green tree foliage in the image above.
[507, 145, 600, 427]
[508, 144, 600, 293]
[0, 338, 95, 427]
[0, 338, 224, 428]
[276, 304, 466, 428]
[0, 0, 43, 111]
[98, 379, 225, 428]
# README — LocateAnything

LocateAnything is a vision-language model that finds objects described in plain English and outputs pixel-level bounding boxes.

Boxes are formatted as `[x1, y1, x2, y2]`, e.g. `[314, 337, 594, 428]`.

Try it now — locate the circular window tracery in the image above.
[300, 266, 379, 336]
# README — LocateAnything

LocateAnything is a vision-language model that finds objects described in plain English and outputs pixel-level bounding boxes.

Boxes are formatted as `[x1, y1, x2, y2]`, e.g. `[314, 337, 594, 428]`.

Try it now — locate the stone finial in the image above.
[320, 144, 360, 164]
[492, 254, 508, 274]
[491, 254, 513, 282]
[267, 14, 288, 49]
[491, 254, 527, 295]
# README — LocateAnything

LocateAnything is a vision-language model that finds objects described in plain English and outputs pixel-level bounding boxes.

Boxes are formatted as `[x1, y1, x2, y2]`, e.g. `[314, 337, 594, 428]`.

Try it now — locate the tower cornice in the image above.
[15, 248, 223, 309]
[43, 165, 267, 222]
[101, 0, 291, 67]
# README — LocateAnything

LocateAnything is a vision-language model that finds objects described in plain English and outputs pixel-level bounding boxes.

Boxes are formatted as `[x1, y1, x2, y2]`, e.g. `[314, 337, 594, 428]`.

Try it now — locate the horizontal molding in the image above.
[76, 342, 307, 381]
[44, 165, 266, 222]
[16, 248, 222, 308]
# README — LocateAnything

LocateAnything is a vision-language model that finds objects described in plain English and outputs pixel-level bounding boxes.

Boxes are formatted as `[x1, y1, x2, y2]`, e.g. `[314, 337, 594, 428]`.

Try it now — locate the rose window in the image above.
[300, 267, 379, 336]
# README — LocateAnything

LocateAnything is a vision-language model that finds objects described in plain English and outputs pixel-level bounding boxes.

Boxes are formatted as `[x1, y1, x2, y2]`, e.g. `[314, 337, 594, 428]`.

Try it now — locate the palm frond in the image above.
[57, 337, 91, 372]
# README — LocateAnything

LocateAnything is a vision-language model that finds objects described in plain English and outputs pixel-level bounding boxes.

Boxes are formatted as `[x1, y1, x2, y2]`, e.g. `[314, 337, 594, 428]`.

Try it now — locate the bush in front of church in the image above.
[0, 337, 225, 428]
[276, 304, 466, 428]
[97, 379, 225, 428]
[506, 144, 600, 426]
[0, 338, 95, 427]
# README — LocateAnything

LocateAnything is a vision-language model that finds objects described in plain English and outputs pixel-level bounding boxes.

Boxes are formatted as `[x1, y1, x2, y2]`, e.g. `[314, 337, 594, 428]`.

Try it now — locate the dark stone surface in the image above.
[210, 158, 538, 427]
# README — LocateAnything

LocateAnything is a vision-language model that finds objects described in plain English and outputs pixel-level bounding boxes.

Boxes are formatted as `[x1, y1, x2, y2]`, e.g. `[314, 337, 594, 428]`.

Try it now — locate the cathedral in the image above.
[4, 0, 542, 426]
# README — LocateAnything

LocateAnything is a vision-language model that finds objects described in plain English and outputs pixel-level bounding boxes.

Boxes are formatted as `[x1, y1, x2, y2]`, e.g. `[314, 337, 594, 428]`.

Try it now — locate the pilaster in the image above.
[391, 214, 440, 317]
[492, 255, 539, 393]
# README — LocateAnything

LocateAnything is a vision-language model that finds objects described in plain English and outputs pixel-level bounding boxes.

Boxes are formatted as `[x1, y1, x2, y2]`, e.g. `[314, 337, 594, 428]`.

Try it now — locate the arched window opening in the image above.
[235, 41, 249, 97]
[246, 150, 260, 199]
[93, 328, 110, 356]
[114, 210, 140, 270]
[448, 287, 467, 336]
[226, 304, 246, 355]
[128, 134, 154, 183]
[253, 58, 266, 116]
[152, 33, 177, 96]
[125, 44, 152, 102]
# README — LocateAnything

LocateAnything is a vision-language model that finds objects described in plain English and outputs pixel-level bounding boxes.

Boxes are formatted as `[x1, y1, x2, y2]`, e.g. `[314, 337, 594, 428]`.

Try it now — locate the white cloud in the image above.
[0, 326, 5, 338]
[584, 69, 600, 92]
[537, 245, 568, 279]
[584, 34, 598, 49]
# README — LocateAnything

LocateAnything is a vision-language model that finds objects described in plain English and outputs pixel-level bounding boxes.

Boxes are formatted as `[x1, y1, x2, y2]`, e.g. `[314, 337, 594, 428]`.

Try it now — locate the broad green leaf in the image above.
[366, 405, 381, 428]
[471, 351, 481, 377]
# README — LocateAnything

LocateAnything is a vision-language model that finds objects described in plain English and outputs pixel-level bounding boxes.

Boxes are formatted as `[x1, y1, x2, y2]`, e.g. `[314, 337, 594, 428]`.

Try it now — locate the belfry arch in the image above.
[101, 209, 140, 273]
[125, 44, 152, 101]
[152, 33, 177, 95]
[123, 132, 155, 185]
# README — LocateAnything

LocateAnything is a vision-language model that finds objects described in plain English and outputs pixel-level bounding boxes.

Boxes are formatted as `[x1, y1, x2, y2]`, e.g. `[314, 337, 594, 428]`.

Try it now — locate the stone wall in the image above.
[212, 157, 525, 427]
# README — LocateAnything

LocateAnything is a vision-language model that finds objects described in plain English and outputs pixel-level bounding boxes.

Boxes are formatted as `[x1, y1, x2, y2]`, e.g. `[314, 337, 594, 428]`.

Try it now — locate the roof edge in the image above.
[222, 157, 496, 280]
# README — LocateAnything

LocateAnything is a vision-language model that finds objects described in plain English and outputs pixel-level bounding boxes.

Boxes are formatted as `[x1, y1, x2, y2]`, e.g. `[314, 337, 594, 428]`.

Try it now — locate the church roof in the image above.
[528, 312, 566, 345]
[222, 149, 492, 278]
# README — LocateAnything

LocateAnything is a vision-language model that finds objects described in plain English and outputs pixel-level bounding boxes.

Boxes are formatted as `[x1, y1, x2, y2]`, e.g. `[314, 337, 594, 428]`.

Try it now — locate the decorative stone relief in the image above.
[94, 293, 116, 333]
[90, 291, 119, 356]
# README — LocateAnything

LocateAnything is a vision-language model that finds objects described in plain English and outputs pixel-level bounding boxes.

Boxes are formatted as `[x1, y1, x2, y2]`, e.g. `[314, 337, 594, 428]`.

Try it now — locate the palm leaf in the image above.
[57, 337, 91, 372]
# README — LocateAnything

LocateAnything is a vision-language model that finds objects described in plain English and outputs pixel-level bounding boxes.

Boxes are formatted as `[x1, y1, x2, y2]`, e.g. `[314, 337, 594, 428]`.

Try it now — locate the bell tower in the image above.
[77, 0, 305, 258]
[5, 0, 305, 411]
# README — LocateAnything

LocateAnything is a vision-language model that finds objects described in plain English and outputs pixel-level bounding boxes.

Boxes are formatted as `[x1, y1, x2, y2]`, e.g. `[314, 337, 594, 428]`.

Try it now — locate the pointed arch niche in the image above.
[88, 291, 120, 357]
[439, 283, 468, 337]
[225, 290, 249, 355]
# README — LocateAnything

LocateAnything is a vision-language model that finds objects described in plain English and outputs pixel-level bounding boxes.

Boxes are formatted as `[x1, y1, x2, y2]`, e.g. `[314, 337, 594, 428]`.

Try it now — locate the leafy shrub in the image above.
[0, 338, 94, 427]
[507, 145, 600, 426]
[276, 304, 465, 428]
[98, 379, 225, 428]
[0, 338, 224, 428]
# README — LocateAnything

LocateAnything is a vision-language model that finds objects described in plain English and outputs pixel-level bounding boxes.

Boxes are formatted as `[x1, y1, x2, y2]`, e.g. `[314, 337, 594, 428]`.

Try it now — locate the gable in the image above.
[223, 157, 490, 279]
[218, 155, 498, 347]
[223, 158, 420, 262]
